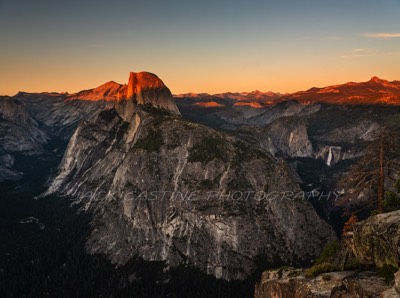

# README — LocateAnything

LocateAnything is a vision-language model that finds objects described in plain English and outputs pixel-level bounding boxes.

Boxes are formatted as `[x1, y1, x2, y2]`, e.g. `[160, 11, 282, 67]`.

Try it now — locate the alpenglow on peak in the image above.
[115, 72, 181, 118]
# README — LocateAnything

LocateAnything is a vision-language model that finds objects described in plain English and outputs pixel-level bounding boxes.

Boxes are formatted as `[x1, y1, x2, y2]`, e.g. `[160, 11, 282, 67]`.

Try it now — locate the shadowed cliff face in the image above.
[0, 91, 107, 190]
[257, 116, 313, 158]
[46, 72, 335, 280]
[0, 97, 49, 183]
[0, 97, 47, 152]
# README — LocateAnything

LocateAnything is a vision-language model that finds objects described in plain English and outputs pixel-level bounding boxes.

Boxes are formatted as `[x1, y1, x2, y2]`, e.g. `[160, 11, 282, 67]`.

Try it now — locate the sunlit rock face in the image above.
[115, 72, 180, 120]
[283, 76, 400, 105]
[46, 72, 334, 281]
[67, 81, 125, 101]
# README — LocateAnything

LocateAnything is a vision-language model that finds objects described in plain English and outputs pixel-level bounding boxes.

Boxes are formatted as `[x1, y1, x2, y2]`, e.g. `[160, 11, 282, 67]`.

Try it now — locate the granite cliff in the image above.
[46, 72, 334, 280]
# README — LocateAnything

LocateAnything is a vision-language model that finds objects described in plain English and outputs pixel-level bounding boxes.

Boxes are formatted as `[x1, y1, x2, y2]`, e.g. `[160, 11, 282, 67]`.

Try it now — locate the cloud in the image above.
[340, 54, 374, 59]
[361, 32, 400, 39]
[340, 48, 377, 59]
[350, 48, 374, 53]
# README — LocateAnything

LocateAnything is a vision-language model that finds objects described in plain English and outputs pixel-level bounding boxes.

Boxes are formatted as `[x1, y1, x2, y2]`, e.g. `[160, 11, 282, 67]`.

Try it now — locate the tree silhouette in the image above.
[337, 127, 400, 214]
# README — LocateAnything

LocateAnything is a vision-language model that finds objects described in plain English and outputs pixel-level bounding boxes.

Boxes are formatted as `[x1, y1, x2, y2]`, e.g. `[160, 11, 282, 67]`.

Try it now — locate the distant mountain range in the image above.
[174, 76, 400, 108]
[284, 76, 400, 105]
[8, 76, 399, 108]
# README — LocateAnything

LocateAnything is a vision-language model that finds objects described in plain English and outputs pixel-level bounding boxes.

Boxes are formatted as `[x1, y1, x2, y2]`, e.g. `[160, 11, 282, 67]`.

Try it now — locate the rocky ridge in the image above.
[46, 72, 335, 280]
[283, 76, 400, 105]
[255, 210, 400, 297]
[67, 81, 125, 101]
[254, 268, 394, 298]
[0, 96, 48, 182]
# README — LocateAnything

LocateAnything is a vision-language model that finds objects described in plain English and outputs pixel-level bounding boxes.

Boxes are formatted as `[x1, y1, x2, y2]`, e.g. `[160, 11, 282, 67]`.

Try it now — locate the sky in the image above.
[0, 0, 399, 95]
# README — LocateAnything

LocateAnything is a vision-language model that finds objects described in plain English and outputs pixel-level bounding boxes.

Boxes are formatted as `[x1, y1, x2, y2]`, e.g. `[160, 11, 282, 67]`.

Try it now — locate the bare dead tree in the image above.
[336, 127, 400, 214]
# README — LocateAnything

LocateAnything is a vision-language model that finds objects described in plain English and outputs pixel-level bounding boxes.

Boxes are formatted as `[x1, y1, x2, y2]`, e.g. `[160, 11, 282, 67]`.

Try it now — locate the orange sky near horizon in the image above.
[0, 0, 399, 96]
[1, 65, 399, 96]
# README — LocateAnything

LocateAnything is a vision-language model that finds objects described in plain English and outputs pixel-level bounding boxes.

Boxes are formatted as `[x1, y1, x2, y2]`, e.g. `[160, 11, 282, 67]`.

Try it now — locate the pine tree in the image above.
[337, 127, 400, 214]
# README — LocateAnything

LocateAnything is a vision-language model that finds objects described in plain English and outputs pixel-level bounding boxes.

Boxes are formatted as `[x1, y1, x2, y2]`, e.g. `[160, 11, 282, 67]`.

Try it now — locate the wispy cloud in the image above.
[350, 48, 373, 53]
[340, 48, 377, 59]
[361, 32, 400, 39]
